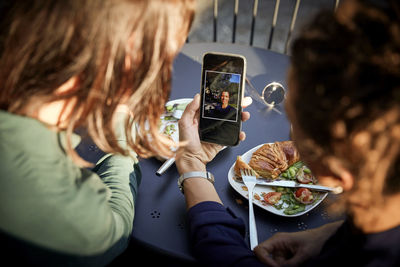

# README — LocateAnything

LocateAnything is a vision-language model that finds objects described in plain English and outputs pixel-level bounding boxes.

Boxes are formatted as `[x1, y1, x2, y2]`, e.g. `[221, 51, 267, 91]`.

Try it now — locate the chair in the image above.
[188, 0, 341, 54]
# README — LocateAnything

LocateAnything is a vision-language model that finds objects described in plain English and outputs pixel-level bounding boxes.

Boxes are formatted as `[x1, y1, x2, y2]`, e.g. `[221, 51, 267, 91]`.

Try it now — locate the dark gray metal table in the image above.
[77, 43, 340, 263]
[128, 43, 340, 262]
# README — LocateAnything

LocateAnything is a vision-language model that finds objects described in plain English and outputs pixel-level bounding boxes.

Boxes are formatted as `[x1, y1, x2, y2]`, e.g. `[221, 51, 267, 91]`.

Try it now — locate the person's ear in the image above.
[318, 156, 354, 192]
[336, 168, 354, 191]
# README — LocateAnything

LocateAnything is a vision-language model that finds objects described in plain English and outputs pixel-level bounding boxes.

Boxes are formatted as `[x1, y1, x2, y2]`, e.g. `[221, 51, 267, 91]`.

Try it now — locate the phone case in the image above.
[199, 52, 247, 146]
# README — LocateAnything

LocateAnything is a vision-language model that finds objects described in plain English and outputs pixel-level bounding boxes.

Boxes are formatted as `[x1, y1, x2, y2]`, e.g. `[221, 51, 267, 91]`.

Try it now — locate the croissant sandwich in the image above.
[234, 141, 300, 180]
[233, 156, 259, 181]
[250, 141, 300, 179]
[276, 141, 300, 166]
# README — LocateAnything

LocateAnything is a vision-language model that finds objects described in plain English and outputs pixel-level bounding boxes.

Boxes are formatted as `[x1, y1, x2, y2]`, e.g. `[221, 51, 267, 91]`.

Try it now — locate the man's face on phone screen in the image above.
[221, 91, 229, 107]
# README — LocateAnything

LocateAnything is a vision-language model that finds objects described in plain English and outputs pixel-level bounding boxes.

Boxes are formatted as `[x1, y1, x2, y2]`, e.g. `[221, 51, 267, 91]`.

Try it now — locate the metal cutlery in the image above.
[156, 158, 176, 176]
[240, 169, 259, 250]
[246, 179, 341, 193]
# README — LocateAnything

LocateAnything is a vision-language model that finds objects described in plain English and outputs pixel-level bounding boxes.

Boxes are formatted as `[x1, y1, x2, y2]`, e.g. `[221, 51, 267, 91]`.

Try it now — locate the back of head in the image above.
[289, 0, 400, 214]
[0, 0, 195, 163]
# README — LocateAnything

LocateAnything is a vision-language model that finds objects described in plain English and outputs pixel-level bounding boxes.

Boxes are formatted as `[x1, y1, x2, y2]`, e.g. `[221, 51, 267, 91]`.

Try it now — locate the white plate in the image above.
[228, 144, 328, 217]
[159, 98, 192, 159]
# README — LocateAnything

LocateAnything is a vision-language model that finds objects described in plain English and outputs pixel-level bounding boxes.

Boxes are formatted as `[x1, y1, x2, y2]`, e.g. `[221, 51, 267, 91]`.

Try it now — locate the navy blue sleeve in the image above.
[187, 201, 265, 266]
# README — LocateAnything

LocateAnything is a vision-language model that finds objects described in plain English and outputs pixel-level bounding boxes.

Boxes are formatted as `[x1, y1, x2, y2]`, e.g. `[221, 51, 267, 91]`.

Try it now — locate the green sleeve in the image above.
[92, 154, 141, 234]
[0, 111, 142, 266]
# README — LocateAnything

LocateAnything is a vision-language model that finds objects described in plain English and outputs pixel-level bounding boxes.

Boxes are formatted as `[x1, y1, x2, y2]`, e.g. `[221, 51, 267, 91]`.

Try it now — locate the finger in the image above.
[239, 131, 246, 141]
[241, 111, 250, 122]
[254, 246, 280, 267]
[282, 252, 308, 267]
[260, 255, 280, 267]
[242, 96, 253, 108]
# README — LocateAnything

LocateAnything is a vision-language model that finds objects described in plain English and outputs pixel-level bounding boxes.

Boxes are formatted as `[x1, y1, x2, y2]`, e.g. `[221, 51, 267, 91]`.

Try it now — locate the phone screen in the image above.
[199, 52, 246, 146]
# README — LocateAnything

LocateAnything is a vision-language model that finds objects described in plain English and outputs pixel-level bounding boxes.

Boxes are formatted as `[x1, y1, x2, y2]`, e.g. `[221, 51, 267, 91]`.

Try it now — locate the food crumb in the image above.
[235, 199, 244, 205]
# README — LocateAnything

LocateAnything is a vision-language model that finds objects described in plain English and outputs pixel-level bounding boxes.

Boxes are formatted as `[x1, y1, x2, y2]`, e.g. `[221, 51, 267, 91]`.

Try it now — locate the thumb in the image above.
[181, 94, 200, 121]
[187, 94, 200, 112]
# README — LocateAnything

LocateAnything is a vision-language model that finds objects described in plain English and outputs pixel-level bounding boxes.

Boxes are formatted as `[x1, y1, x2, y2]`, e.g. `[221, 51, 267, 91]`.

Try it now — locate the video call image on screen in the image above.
[202, 70, 240, 123]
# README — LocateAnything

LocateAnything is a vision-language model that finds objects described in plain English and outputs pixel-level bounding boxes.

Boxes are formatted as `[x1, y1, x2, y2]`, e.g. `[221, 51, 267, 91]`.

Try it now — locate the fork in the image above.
[240, 169, 259, 250]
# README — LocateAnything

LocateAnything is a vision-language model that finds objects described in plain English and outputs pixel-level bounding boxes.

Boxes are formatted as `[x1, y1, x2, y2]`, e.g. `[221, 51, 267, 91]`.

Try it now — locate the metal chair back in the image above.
[188, 0, 341, 54]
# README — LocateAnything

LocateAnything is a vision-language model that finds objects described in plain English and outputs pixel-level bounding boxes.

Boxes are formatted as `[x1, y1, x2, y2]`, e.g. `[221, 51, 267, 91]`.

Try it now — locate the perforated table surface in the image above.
[77, 43, 340, 263]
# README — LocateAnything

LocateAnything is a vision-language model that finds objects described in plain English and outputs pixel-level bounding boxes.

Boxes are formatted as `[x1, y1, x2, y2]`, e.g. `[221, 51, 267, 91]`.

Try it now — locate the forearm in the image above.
[93, 154, 141, 232]
[312, 220, 344, 242]
[176, 155, 222, 209]
[183, 178, 222, 209]
[188, 202, 264, 266]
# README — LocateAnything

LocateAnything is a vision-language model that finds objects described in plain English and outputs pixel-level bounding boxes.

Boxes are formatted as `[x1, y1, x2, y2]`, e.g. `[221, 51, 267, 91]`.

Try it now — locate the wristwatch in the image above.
[177, 171, 215, 193]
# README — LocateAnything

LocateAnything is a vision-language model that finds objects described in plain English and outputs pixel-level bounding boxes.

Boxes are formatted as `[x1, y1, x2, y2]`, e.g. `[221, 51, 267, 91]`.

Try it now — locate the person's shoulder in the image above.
[228, 105, 237, 112]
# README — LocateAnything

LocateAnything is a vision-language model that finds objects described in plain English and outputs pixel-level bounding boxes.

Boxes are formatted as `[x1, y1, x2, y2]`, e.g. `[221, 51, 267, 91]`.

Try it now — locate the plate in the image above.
[228, 144, 328, 217]
[158, 98, 192, 159]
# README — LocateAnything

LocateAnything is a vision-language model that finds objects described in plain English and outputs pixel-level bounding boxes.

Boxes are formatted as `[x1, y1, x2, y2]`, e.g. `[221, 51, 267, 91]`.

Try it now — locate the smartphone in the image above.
[199, 52, 246, 146]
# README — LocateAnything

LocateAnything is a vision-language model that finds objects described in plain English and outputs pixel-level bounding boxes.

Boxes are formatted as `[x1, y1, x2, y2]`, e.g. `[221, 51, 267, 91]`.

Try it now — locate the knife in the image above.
[251, 179, 342, 193]
[156, 158, 175, 176]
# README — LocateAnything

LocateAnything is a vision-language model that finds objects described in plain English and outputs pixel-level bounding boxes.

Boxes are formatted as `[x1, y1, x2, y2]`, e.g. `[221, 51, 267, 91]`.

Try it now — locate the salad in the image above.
[253, 161, 322, 215]
[159, 100, 190, 140]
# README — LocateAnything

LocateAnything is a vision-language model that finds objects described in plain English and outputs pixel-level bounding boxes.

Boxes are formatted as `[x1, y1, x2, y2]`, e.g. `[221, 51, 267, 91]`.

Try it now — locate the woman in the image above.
[0, 0, 194, 265]
[176, 0, 400, 266]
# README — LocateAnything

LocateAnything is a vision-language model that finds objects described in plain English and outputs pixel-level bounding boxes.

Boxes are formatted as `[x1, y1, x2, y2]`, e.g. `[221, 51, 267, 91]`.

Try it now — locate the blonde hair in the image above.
[0, 0, 195, 165]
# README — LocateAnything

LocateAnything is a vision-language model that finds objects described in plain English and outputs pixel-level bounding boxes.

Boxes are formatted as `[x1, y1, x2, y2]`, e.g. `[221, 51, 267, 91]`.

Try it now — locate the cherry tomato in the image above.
[294, 188, 314, 204]
[263, 192, 282, 205]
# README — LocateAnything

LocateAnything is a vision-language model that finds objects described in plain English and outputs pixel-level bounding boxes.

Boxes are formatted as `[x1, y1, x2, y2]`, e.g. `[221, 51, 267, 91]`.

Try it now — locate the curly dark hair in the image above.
[289, 0, 400, 218]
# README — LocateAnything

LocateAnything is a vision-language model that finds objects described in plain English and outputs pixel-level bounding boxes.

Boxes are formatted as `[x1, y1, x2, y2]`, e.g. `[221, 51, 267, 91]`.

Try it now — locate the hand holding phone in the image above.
[199, 52, 247, 146]
[177, 93, 251, 174]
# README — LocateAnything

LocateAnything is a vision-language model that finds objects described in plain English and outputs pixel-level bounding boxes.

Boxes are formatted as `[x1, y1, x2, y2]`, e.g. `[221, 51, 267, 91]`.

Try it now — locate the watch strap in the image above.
[178, 171, 214, 193]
